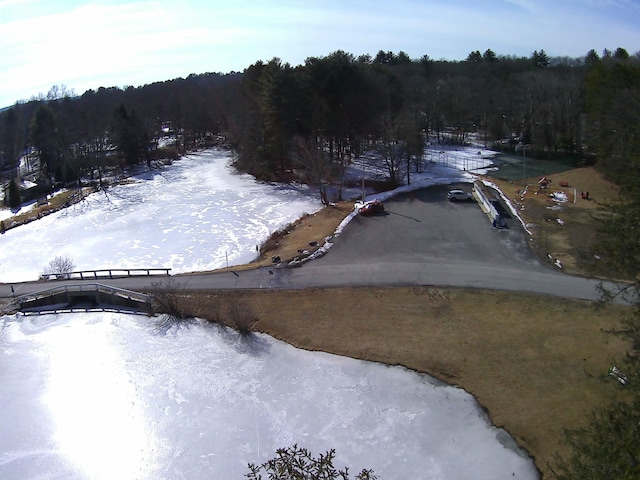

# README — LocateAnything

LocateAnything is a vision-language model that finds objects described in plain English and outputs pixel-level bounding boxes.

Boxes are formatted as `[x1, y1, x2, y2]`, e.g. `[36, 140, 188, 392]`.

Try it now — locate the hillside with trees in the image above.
[2, 47, 638, 204]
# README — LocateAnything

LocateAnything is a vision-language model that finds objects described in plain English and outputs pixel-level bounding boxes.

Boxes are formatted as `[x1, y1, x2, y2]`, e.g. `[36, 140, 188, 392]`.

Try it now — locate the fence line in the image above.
[41, 268, 171, 281]
[424, 151, 494, 171]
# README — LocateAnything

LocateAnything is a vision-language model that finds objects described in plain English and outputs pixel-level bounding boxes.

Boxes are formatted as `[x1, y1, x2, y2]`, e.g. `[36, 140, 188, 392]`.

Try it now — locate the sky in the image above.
[1, 0, 639, 107]
[0, 145, 538, 479]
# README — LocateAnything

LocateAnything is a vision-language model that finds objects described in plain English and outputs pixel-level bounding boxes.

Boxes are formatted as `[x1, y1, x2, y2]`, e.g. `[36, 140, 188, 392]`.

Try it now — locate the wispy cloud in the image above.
[1, 0, 639, 107]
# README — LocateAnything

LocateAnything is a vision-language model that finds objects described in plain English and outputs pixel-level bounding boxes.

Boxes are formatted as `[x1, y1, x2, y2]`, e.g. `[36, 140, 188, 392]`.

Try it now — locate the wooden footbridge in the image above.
[16, 283, 153, 315]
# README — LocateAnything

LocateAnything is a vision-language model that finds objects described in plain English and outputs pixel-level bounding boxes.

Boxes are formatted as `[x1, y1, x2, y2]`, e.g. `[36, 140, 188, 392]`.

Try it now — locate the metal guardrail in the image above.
[20, 305, 152, 316]
[40, 268, 171, 281]
[17, 283, 152, 305]
[474, 181, 500, 221]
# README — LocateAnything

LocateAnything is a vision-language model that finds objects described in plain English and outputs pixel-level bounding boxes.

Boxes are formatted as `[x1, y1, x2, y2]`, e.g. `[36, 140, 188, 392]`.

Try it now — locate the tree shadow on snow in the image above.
[206, 322, 271, 357]
[151, 314, 197, 336]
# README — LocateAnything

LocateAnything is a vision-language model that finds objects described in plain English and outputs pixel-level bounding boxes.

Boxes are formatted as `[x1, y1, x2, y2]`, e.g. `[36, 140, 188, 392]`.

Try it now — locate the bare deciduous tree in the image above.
[293, 136, 336, 205]
[203, 295, 224, 325]
[226, 297, 257, 335]
[42, 256, 75, 279]
[150, 278, 194, 320]
[149, 279, 198, 334]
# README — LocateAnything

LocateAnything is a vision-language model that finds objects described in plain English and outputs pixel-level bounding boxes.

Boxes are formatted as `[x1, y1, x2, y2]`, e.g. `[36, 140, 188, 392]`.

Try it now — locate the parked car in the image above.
[447, 189, 472, 202]
[358, 199, 385, 216]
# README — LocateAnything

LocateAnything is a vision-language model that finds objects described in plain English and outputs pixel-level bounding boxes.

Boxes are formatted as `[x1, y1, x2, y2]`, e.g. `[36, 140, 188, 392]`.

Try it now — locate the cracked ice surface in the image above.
[0, 313, 539, 479]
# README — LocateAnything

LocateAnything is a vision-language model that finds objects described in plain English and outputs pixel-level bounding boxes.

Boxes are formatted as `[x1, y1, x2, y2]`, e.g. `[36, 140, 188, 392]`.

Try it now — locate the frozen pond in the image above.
[0, 150, 322, 283]
[0, 312, 538, 479]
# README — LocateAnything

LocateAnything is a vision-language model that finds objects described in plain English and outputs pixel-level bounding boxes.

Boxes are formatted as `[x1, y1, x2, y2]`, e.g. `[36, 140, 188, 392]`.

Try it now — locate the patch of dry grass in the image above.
[1, 187, 94, 232]
[489, 167, 619, 277]
[230, 200, 355, 270]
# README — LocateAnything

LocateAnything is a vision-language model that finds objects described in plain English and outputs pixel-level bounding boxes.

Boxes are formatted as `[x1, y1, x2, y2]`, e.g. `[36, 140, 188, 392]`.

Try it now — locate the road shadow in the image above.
[385, 210, 422, 222]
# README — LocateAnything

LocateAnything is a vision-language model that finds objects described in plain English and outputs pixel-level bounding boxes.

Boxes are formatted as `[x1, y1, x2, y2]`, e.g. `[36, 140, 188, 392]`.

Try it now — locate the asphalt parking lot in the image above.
[316, 183, 543, 269]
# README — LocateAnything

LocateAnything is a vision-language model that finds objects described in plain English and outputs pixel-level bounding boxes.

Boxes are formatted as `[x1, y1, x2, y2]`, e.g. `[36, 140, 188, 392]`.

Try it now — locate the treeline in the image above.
[1, 72, 241, 191]
[234, 47, 640, 190]
[1, 47, 639, 205]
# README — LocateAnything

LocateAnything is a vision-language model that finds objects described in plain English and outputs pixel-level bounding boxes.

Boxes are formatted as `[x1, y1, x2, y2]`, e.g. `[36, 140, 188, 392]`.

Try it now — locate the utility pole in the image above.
[361, 159, 365, 202]
[523, 143, 526, 185]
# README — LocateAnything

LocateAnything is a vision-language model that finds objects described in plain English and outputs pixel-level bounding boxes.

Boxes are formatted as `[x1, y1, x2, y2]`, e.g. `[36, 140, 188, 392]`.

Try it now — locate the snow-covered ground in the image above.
[0, 150, 323, 283]
[1, 313, 538, 480]
[0, 144, 498, 283]
[1, 145, 540, 479]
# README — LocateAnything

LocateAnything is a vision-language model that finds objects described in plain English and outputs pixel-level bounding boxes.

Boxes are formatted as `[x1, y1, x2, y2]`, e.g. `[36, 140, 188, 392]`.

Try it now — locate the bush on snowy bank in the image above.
[247, 444, 377, 480]
[41, 256, 75, 279]
[150, 279, 257, 336]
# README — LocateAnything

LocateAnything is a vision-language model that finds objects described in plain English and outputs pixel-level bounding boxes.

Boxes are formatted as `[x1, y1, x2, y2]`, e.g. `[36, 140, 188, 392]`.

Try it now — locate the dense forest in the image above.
[1, 47, 639, 207]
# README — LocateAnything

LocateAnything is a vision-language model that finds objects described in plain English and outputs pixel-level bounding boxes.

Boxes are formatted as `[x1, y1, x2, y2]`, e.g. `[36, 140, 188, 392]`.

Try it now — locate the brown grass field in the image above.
[182, 166, 632, 478]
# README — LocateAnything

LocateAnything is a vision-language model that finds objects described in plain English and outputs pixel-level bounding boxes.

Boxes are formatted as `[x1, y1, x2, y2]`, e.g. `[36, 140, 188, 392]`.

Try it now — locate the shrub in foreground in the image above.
[246, 444, 377, 480]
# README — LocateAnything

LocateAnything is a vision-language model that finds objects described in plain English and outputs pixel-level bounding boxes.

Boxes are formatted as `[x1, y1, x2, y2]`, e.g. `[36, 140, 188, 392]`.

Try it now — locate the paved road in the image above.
[315, 184, 540, 269]
[0, 184, 616, 303]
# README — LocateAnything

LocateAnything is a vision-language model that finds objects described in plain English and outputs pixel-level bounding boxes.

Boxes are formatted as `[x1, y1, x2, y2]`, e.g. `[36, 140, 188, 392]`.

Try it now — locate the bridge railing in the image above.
[17, 283, 152, 305]
[40, 268, 171, 281]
